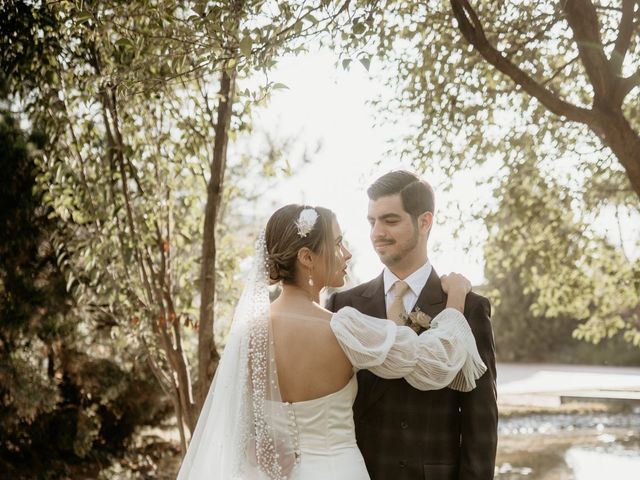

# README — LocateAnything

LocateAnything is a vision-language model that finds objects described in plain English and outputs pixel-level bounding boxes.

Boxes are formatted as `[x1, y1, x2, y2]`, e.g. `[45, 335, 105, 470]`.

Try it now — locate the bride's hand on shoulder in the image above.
[441, 273, 471, 313]
[441, 272, 472, 295]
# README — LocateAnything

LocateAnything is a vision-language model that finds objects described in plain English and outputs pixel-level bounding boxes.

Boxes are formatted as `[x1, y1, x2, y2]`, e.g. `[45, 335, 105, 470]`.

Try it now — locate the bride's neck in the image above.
[279, 282, 321, 304]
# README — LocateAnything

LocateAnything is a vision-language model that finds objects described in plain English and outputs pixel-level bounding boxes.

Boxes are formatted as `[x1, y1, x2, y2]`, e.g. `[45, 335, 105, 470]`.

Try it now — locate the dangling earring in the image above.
[308, 268, 314, 288]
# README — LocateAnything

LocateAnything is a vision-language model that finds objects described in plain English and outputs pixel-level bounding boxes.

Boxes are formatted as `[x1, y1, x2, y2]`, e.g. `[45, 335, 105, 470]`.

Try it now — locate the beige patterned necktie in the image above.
[387, 280, 411, 325]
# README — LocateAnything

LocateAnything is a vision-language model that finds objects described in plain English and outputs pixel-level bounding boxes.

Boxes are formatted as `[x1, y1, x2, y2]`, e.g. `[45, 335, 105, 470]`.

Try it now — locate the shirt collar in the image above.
[383, 261, 433, 296]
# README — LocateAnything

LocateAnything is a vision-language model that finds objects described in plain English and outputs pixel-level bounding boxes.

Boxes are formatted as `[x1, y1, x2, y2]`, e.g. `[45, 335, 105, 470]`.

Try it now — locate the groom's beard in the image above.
[375, 226, 420, 268]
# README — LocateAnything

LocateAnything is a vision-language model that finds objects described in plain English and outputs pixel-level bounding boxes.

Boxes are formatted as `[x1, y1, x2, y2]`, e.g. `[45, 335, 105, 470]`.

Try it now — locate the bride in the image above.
[177, 204, 486, 479]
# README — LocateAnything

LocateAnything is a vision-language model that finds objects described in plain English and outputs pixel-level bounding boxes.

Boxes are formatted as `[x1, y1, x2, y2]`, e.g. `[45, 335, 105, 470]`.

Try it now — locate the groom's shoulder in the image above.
[342, 275, 381, 296]
[326, 277, 379, 310]
[464, 290, 492, 319]
[467, 290, 491, 308]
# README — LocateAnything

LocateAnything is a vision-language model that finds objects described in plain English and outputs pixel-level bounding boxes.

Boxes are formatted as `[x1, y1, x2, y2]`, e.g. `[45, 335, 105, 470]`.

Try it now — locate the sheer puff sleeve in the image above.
[330, 306, 486, 392]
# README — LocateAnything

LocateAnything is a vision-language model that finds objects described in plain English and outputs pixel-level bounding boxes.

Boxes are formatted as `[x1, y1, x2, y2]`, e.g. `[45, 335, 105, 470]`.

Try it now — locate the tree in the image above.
[337, 0, 640, 344]
[0, 108, 168, 478]
[2, 0, 350, 452]
[341, 0, 639, 198]
[449, 0, 640, 198]
[484, 148, 639, 354]
[0, 111, 67, 467]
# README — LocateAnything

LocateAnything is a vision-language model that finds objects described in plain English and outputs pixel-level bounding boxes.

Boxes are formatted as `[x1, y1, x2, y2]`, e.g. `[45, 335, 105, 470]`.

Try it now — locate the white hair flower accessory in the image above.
[296, 208, 319, 238]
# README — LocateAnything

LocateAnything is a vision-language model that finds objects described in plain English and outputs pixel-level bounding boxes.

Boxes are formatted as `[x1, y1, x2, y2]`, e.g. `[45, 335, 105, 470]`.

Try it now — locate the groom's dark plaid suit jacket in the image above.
[327, 268, 498, 480]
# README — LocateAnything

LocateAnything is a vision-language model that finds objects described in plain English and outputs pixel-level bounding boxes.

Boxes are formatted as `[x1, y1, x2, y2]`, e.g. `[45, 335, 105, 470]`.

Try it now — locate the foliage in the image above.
[0, 111, 67, 449]
[484, 153, 640, 357]
[340, 0, 639, 196]
[0, 110, 168, 477]
[336, 0, 640, 344]
[2, 0, 348, 453]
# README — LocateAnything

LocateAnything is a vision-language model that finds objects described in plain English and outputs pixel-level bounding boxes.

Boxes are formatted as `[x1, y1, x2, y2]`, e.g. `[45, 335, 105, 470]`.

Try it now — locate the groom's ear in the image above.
[418, 211, 433, 236]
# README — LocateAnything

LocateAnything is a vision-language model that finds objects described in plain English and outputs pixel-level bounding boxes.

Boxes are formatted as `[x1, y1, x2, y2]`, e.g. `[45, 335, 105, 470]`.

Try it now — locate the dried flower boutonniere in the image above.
[402, 307, 432, 332]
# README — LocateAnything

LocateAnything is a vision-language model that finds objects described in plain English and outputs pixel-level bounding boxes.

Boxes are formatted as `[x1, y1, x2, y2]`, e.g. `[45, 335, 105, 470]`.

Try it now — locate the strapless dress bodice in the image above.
[283, 375, 369, 479]
[287, 375, 359, 455]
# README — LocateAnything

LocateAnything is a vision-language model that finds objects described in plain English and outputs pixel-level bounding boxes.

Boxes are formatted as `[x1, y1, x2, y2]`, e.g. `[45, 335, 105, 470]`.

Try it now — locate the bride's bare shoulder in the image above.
[270, 304, 333, 328]
[314, 304, 334, 322]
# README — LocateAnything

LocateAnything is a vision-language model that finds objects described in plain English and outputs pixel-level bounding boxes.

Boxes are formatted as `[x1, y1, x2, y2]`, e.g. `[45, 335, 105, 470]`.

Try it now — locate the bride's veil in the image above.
[177, 232, 298, 479]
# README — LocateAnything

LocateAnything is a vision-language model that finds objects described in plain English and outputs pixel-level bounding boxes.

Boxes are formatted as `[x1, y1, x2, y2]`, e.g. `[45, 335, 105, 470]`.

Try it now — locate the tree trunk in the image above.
[593, 110, 640, 198]
[197, 69, 237, 412]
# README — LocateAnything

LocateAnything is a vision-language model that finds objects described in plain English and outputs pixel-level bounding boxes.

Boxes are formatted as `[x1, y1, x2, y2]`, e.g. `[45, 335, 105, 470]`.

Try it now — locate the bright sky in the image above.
[244, 47, 489, 286]
[238, 46, 639, 287]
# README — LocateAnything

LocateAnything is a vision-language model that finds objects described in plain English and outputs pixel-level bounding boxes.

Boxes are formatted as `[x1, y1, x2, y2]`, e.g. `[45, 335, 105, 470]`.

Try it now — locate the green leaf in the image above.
[282, 158, 292, 176]
[304, 13, 319, 24]
[226, 57, 238, 70]
[353, 22, 366, 35]
[359, 56, 371, 71]
[239, 35, 252, 57]
[76, 11, 92, 24]
[342, 58, 352, 70]
[193, 1, 207, 17]
[271, 83, 289, 90]
[115, 38, 134, 49]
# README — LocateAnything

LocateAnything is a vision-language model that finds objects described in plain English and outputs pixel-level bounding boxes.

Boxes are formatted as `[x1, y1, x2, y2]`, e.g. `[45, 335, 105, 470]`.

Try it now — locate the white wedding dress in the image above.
[274, 306, 486, 480]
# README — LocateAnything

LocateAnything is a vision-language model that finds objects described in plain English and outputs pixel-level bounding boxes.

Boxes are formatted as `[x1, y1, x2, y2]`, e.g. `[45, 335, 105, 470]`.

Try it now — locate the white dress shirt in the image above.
[383, 261, 433, 315]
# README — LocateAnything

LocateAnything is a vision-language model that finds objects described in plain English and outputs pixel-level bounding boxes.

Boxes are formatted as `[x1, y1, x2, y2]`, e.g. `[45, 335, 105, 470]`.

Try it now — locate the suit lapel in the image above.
[354, 267, 446, 318]
[414, 267, 447, 325]
[361, 267, 447, 413]
[353, 273, 386, 318]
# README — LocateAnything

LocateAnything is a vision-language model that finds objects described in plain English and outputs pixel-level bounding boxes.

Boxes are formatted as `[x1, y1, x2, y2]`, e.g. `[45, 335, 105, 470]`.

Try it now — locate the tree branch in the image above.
[610, 0, 638, 74]
[449, 0, 594, 124]
[541, 53, 582, 86]
[562, 0, 613, 99]
[100, 88, 155, 306]
[503, 16, 558, 56]
[140, 336, 174, 396]
[619, 68, 640, 98]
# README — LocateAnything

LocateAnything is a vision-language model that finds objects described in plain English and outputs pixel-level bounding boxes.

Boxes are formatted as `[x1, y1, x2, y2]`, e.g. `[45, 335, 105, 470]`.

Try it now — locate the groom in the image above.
[327, 171, 497, 480]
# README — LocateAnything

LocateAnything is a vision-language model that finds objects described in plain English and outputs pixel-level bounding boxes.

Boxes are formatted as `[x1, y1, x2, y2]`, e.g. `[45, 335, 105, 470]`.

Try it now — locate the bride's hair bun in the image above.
[265, 251, 294, 285]
[265, 204, 336, 285]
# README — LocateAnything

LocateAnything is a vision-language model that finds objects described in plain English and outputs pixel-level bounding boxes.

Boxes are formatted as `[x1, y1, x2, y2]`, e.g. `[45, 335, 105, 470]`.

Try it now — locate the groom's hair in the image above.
[367, 170, 435, 221]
